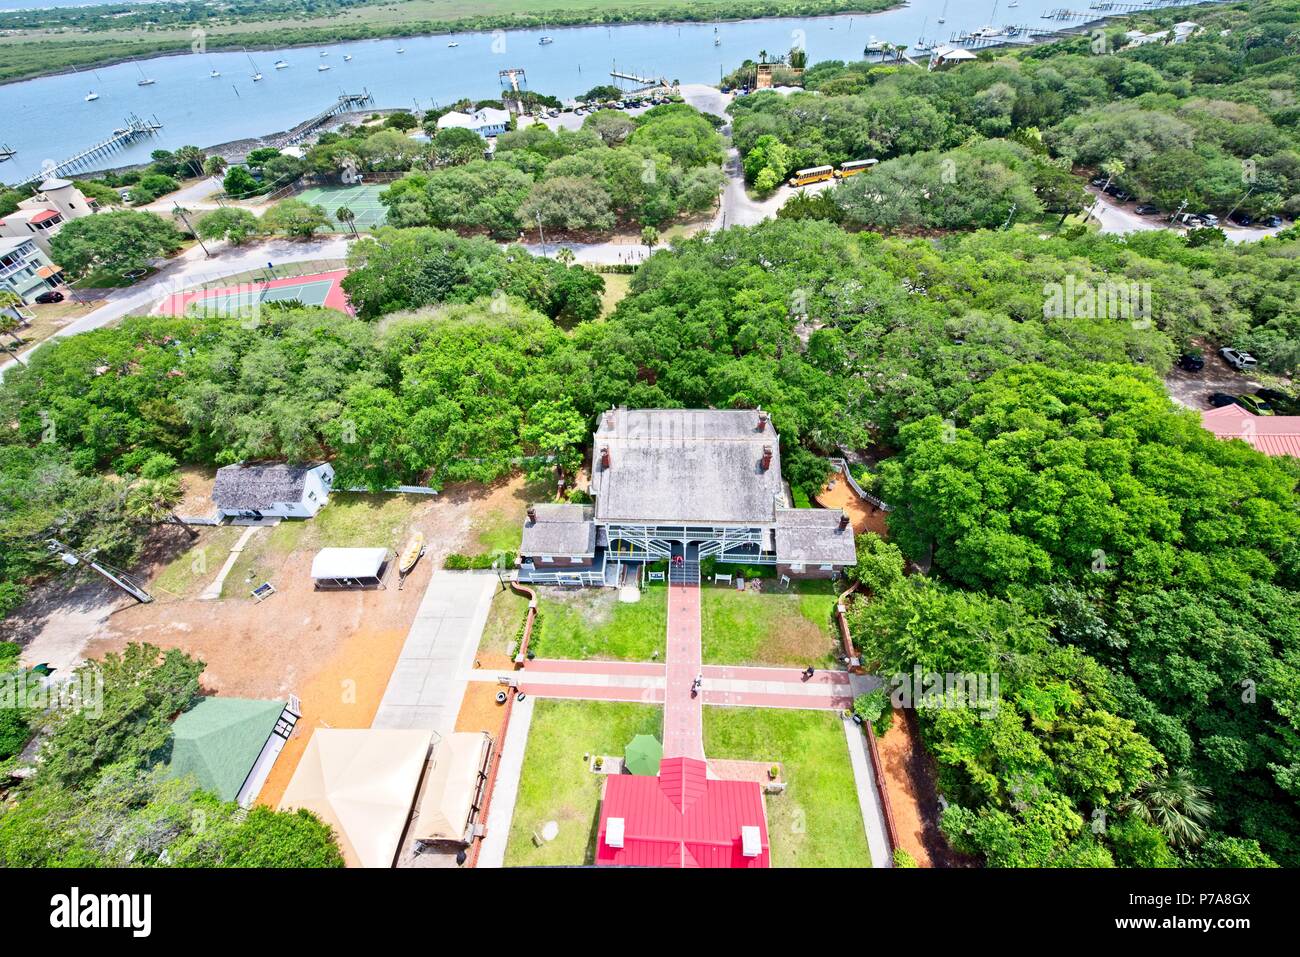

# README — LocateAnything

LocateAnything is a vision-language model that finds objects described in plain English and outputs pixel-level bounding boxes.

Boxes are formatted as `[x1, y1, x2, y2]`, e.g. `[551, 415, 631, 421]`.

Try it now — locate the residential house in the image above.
[211, 462, 335, 520]
[1201, 405, 1300, 458]
[435, 107, 511, 138]
[0, 236, 64, 304]
[0, 178, 98, 255]
[517, 408, 858, 586]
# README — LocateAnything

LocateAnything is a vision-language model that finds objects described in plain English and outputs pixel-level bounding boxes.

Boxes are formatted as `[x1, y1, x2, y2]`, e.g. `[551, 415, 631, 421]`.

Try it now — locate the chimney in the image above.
[839, 511, 850, 530]
[526, 506, 537, 523]
[760, 445, 773, 471]
[600, 445, 611, 469]
[757, 412, 768, 433]
[604, 408, 616, 430]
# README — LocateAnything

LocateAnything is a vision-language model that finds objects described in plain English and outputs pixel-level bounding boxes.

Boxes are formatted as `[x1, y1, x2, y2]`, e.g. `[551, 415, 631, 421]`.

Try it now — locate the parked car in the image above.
[1198, 213, 1220, 226]
[1176, 213, 1204, 227]
[1208, 392, 1238, 408]
[1229, 211, 1253, 227]
[1234, 395, 1273, 416]
[1090, 176, 1109, 188]
[1256, 388, 1300, 415]
[1112, 189, 1134, 202]
[1219, 347, 1258, 371]
[1262, 214, 1284, 228]
[1135, 204, 1159, 215]
[33, 290, 64, 304]
[1179, 352, 1205, 372]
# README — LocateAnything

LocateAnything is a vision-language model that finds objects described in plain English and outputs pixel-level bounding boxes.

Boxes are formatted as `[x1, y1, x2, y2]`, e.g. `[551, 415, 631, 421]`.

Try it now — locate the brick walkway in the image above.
[663, 582, 704, 759]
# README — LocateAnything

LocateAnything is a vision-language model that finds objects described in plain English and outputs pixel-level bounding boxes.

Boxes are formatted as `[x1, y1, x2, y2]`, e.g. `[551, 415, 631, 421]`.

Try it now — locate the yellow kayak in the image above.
[398, 531, 425, 575]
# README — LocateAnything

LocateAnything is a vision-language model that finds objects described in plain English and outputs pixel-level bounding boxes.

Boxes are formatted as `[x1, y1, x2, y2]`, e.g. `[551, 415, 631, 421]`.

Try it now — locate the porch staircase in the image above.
[669, 544, 700, 587]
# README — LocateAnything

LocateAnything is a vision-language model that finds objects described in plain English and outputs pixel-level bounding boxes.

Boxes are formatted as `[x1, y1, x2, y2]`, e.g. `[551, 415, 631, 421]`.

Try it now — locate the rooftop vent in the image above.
[604, 409, 616, 430]
[760, 445, 773, 471]
[526, 506, 537, 523]
[606, 817, 625, 849]
[600, 445, 611, 469]
[741, 825, 761, 858]
[839, 511, 850, 530]
[758, 412, 768, 432]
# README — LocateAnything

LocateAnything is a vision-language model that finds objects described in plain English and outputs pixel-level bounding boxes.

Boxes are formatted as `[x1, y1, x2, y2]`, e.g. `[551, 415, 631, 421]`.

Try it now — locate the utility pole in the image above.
[46, 539, 153, 604]
[1170, 199, 1189, 225]
[173, 205, 210, 256]
[1224, 185, 1255, 224]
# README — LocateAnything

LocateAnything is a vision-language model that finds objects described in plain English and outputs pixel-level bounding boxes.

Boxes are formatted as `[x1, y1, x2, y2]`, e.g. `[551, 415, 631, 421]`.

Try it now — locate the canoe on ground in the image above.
[398, 531, 425, 575]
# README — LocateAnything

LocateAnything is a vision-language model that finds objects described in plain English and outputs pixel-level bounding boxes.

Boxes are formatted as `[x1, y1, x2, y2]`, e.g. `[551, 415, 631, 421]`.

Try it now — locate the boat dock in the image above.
[11, 114, 160, 185]
[277, 90, 375, 147]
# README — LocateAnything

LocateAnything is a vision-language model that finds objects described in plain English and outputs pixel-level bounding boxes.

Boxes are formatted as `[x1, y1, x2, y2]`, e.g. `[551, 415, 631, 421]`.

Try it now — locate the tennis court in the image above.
[159, 269, 354, 317]
[295, 183, 390, 230]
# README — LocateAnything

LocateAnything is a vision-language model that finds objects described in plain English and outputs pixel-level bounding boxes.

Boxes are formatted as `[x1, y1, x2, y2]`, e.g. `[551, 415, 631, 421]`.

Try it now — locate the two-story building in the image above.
[517, 408, 857, 586]
[0, 236, 64, 304]
[0, 178, 98, 256]
[435, 107, 512, 138]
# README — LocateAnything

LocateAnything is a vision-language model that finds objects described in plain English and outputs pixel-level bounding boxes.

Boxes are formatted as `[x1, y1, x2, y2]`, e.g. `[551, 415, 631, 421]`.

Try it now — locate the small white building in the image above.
[435, 107, 511, 138]
[211, 462, 335, 520]
[0, 178, 98, 255]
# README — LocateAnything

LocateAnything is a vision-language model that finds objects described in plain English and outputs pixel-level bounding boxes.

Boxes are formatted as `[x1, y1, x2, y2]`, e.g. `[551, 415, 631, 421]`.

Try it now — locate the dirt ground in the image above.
[1164, 356, 1265, 411]
[877, 708, 974, 868]
[816, 469, 889, 538]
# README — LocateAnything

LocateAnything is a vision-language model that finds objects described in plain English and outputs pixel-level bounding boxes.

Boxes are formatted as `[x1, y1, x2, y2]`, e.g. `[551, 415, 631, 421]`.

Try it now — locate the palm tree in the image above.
[640, 225, 660, 255]
[554, 246, 575, 266]
[1118, 770, 1213, 850]
[336, 205, 358, 237]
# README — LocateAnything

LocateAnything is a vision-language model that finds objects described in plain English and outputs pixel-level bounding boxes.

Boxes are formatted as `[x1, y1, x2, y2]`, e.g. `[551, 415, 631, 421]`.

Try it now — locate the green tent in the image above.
[165, 696, 285, 802]
[624, 734, 663, 776]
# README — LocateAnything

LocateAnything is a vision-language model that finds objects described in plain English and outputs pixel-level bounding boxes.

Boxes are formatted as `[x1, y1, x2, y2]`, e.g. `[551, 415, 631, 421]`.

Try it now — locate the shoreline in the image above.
[0, 2, 899, 87]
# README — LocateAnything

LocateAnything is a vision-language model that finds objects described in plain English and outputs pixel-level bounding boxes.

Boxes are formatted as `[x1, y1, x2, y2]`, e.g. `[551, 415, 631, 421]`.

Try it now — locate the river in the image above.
[1, 0, 1136, 182]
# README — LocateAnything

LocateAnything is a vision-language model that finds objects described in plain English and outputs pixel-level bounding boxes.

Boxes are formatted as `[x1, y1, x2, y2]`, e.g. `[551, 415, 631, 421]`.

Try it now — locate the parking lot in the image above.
[1165, 351, 1265, 411]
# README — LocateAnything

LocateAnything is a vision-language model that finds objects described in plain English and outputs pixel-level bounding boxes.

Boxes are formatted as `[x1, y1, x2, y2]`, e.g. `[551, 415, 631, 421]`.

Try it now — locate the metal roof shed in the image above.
[310, 547, 389, 589]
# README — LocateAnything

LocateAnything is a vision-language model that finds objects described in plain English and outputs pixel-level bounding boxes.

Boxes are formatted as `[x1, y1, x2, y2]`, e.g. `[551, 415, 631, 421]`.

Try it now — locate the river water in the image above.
[1, 1, 1121, 182]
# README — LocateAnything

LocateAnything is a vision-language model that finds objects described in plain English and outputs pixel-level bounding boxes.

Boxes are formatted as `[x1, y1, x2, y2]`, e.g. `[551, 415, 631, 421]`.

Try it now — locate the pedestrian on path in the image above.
[803, 665, 815, 682]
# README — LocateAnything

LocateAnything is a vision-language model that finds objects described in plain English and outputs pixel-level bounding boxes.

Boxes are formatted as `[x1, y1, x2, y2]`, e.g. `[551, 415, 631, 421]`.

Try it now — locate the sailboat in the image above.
[938, 0, 949, 24]
[135, 64, 155, 86]
[244, 49, 263, 81]
[85, 90, 99, 102]
[318, 63, 331, 71]
[396, 44, 406, 54]
[714, 26, 720, 47]
[915, 16, 932, 52]
[209, 63, 221, 78]
[274, 59, 289, 70]
[343, 54, 353, 61]
[539, 36, 554, 45]
[447, 41, 459, 48]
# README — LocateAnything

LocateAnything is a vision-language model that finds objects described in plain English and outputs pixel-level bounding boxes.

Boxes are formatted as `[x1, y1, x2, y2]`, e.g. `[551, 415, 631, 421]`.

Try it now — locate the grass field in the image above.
[704, 707, 870, 868]
[295, 184, 389, 230]
[221, 492, 425, 597]
[598, 271, 633, 318]
[700, 580, 840, 667]
[505, 699, 662, 867]
[532, 584, 667, 661]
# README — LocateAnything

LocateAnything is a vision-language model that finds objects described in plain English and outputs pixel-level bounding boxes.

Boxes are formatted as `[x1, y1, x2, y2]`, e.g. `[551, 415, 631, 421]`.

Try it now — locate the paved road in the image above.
[1085, 188, 1285, 243]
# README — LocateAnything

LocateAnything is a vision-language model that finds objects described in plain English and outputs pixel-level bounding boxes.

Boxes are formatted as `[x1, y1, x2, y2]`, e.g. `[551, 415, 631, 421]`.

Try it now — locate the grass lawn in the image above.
[704, 707, 870, 868]
[528, 584, 667, 661]
[700, 579, 840, 667]
[505, 699, 662, 867]
[462, 475, 554, 558]
[221, 492, 425, 597]
[75, 265, 158, 290]
[151, 525, 244, 600]
[598, 271, 632, 318]
[476, 585, 531, 662]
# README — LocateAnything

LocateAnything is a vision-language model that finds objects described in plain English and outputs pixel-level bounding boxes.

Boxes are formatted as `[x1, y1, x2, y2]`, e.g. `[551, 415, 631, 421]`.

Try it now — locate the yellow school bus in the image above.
[788, 165, 835, 187]
[836, 158, 879, 179]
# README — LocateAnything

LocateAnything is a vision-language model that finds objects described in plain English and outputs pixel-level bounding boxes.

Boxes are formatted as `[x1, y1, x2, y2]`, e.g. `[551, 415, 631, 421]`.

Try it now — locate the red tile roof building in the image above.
[595, 757, 771, 868]
[1201, 405, 1300, 458]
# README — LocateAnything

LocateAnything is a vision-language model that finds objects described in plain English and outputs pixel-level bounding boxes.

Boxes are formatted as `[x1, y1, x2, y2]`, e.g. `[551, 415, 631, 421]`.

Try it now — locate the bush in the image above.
[853, 688, 893, 737]
[444, 553, 503, 570]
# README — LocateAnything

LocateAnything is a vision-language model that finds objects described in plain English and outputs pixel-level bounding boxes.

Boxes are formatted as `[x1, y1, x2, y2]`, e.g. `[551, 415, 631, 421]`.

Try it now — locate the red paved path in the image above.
[664, 583, 704, 759]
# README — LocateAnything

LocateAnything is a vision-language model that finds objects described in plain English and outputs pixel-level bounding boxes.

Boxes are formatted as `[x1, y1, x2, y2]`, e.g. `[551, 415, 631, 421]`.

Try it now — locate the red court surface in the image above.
[158, 269, 353, 317]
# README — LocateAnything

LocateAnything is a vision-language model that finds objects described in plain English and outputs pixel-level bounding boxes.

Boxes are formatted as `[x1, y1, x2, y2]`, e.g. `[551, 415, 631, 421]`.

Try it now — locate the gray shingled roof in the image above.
[775, 508, 857, 565]
[519, 504, 596, 557]
[590, 408, 785, 525]
[212, 463, 318, 510]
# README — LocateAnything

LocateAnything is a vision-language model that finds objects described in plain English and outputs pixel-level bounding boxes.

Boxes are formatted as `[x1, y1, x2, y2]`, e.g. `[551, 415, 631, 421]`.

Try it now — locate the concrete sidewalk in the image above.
[476, 693, 534, 868]
[843, 715, 893, 868]
[371, 570, 496, 735]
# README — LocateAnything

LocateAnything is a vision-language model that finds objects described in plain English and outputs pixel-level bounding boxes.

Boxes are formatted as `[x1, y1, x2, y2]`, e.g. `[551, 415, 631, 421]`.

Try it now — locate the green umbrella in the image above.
[624, 734, 663, 776]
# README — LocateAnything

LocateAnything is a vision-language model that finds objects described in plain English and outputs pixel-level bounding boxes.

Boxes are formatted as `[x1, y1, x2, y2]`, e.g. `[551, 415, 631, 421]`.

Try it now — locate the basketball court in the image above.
[294, 183, 389, 230]
[158, 269, 354, 318]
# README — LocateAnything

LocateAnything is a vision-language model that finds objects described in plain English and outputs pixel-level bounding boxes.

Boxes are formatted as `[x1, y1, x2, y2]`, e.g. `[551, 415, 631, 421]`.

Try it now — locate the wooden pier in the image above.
[277, 91, 375, 147]
[12, 114, 160, 185]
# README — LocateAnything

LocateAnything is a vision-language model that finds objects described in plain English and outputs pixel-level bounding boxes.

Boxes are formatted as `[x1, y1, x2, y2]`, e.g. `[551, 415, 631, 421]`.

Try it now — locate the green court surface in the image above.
[294, 183, 389, 229]
[186, 279, 333, 316]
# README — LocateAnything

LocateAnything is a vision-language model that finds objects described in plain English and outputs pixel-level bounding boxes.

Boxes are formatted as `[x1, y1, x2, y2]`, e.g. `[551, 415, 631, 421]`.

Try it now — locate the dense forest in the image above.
[732, 0, 1300, 219]
[1, 1, 1297, 869]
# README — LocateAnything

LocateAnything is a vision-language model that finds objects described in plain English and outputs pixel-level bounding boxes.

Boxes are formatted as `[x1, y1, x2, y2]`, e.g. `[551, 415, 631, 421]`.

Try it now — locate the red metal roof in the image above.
[596, 757, 770, 868]
[29, 209, 62, 225]
[1201, 406, 1300, 458]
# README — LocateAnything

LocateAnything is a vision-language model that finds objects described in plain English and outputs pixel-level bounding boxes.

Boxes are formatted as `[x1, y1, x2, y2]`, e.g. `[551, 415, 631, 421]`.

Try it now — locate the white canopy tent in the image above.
[411, 732, 492, 844]
[310, 547, 388, 589]
[278, 728, 431, 868]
